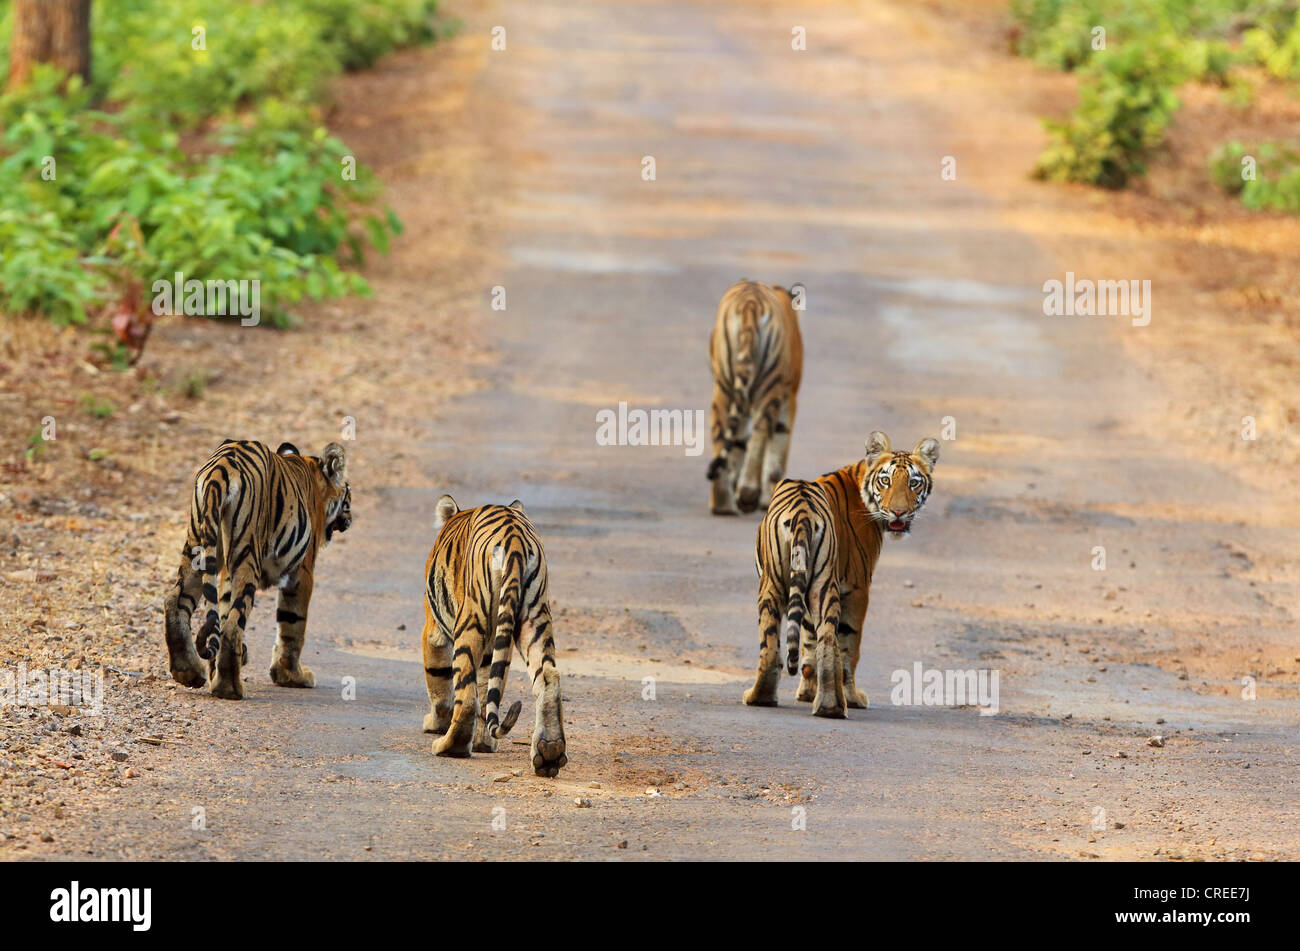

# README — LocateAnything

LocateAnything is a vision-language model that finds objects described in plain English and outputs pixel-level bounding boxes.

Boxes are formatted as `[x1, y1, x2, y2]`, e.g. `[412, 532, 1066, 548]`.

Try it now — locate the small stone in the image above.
[124, 768, 140, 778]
[574, 797, 591, 808]
[617, 840, 628, 849]
[588, 781, 602, 789]
[1148, 735, 1164, 748]
[1111, 751, 1128, 759]
[110, 751, 127, 763]
[65, 725, 82, 737]
[39, 831, 54, 843]
[492, 773, 511, 783]
[1114, 822, 1126, 830]
[511, 769, 522, 777]
[645, 787, 661, 797]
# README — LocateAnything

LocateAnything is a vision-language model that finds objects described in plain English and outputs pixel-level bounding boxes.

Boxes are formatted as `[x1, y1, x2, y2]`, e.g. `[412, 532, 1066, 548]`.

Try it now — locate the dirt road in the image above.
[15, 0, 1300, 860]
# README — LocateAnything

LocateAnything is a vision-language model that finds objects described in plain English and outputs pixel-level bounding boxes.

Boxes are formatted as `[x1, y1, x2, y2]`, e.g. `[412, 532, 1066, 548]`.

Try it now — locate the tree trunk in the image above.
[8, 0, 92, 91]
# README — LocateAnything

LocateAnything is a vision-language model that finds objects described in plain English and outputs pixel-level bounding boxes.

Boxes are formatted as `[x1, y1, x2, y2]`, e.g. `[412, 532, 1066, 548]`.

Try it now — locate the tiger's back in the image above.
[421, 496, 567, 776]
[163, 439, 351, 700]
[744, 431, 940, 717]
[746, 477, 846, 716]
[708, 279, 804, 514]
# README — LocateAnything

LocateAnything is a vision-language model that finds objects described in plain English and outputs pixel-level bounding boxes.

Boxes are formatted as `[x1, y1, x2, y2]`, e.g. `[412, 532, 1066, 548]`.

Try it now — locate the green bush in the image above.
[1242, 11, 1300, 79]
[1034, 39, 1188, 188]
[87, 0, 441, 128]
[0, 0, 439, 328]
[1009, 0, 1111, 71]
[1013, 1, 1294, 188]
[1210, 140, 1300, 211]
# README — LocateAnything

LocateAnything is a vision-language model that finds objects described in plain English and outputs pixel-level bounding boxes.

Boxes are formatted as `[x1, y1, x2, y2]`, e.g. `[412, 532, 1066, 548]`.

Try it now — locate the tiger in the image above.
[707, 279, 803, 515]
[422, 495, 567, 777]
[163, 439, 352, 700]
[744, 431, 939, 718]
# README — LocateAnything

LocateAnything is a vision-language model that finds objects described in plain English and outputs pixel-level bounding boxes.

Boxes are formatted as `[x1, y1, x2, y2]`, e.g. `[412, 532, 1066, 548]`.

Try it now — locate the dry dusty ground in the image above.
[1, 0, 1297, 860]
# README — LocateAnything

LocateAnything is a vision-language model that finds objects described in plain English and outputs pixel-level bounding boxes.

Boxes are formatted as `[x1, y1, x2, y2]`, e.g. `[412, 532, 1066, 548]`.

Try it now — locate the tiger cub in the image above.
[422, 496, 567, 777]
[744, 431, 939, 718]
[707, 279, 803, 515]
[164, 439, 352, 700]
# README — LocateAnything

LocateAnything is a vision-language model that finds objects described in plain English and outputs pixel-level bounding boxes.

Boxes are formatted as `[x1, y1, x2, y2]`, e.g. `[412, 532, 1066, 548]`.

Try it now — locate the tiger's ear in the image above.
[435, 494, 459, 530]
[320, 443, 347, 487]
[508, 499, 526, 516]
[865, 431, 891, 465]
[913, 437, 940, 470]
[276, 442, 300, 456]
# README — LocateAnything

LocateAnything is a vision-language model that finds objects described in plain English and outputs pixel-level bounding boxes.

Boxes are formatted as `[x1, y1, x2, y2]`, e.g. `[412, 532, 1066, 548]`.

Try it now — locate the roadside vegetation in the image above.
[0, 0, 445, 338]
[1010, 0, 1300, 204]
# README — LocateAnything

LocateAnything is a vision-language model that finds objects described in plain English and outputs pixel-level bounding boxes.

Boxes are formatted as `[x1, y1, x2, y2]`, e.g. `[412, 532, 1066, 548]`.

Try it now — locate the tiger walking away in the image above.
[163, 439, 352, 700]
[745, 431, 939, 717]
[422, 496, 567, 777]
[707, 279, 803, 515]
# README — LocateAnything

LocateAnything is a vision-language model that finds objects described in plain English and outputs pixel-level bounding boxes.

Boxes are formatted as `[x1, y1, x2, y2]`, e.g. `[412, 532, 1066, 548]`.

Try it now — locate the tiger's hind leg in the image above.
[164, 555, 208, 688]
[742, 573, 782, 706]
[811, 585, 846, 719]
[198, 568, 243, 670]
[737, 397, 779, 514]
[269, 568, 315, 688]
[209, 561, 257, 700]
[433, 602, 485, 758]
[794, 614, 818, 703]
[421, 605, 454, 735]
[707, 381, 742, 515]
[520, 603, 566, 777]
[838, 589, 869, 709]
[759, 395, 796, 510]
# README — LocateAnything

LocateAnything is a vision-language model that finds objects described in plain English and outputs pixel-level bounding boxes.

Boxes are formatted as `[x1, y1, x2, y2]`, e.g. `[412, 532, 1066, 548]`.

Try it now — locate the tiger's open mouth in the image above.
[886, 518, 909, 533]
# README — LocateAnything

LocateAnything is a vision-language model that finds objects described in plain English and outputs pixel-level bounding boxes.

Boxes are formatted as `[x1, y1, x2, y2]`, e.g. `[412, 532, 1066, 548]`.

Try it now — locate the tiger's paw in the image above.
[795, 664, 815, 701]
[169, 656, 208, 689]
[432, 731, 472, 758]
[742, 686, 778, 707]
[847, 687, 869, 709]
[736, 485, 760, 513]
[531, 731, 566, 777]
[209, 671, 245, 701]
[269, 663, 315, 688]
[812, 693, 846, 719]
[422, 711, 450, 735]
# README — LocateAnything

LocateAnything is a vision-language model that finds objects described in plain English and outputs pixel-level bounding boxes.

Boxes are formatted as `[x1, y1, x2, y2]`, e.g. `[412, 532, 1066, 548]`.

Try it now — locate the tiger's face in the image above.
[315, 442, 352, 543]
[859, 431, 939, 538]
[326, 482, 352, 543]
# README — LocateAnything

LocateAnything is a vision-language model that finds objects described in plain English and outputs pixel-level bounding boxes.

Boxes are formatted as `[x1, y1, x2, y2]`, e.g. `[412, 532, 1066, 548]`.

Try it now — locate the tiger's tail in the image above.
[783, 516, 812, 676]
[484, 544, 523, 740]
[194, 477, 225, 661]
